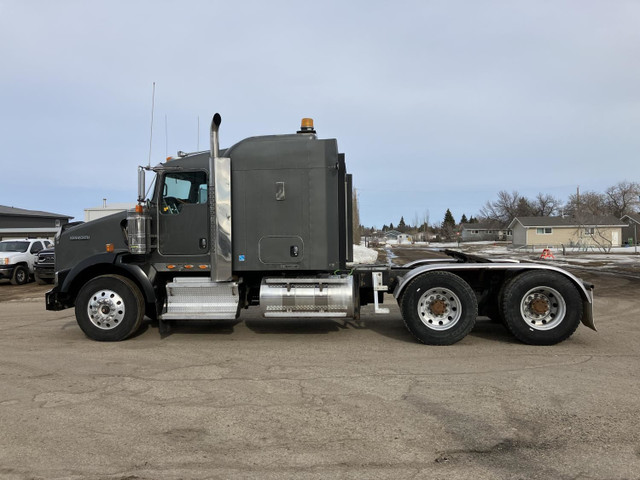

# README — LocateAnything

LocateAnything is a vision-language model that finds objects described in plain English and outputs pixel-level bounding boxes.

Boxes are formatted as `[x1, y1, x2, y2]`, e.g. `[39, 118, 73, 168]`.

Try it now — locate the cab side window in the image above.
[30, 241, 43, 254]
[161, 171, 208, 214]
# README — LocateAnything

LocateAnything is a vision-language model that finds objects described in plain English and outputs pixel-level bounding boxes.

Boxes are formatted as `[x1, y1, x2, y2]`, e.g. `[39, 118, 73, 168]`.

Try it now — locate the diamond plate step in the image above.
[161, 277, 240, 320]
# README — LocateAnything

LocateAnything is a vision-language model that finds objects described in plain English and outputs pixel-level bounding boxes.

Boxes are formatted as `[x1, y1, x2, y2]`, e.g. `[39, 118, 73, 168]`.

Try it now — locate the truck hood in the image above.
[0, 252, 27, 263]
[56, 211, 129, 272]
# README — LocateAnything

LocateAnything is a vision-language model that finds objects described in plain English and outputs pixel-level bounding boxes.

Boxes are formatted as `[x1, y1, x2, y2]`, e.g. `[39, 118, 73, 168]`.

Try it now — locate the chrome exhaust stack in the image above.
[209, 114, 233, 282]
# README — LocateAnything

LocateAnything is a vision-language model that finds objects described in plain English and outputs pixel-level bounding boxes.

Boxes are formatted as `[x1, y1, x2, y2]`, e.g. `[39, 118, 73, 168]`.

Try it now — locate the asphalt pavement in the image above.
[0, 263, 638, 479]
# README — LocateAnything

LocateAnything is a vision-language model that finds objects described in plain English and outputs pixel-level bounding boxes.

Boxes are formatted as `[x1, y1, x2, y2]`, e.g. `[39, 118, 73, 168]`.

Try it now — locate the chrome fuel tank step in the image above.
[161, 277, 240, 320]
[259, 276, 355, 318]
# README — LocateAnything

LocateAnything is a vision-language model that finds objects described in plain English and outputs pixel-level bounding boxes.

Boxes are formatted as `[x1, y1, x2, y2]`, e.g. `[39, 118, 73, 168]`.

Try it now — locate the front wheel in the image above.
[400, 271, 478, 345]
[75, 274, 145, 341]
[11, 265, 29, 285]
[501, 271, 582, 345]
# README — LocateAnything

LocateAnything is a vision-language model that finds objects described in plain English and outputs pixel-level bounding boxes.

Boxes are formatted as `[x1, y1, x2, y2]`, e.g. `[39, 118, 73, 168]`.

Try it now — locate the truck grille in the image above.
[37, 253, 55, 264]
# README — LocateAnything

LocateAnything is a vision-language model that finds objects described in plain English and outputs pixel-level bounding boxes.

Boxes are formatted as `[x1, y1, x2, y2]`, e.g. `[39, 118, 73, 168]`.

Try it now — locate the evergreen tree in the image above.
[442, 209, 456, 227]
[441, 209, 456, 241]
[460, 213, 468, 224]
[398, 216, 406, 232]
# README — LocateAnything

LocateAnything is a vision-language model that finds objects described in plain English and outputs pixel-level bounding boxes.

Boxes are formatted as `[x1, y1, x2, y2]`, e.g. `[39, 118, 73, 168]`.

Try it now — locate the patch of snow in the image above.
[457, 242, 640, 269]
[351, 244, 378, 264]
[384, 244, 397, 266]
[428, 242, 461, 248]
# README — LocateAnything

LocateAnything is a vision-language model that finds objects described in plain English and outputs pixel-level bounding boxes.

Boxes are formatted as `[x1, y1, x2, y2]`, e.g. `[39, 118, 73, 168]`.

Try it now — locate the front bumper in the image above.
[45, 269, 71, 310]
[46, 287, 70, 310]
[0, 265, 16, 280]
[34, 265, 55, 279]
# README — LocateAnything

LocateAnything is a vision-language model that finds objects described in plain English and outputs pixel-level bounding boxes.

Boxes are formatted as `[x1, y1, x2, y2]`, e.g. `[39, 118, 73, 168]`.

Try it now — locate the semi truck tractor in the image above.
[46, 114, 596, 345]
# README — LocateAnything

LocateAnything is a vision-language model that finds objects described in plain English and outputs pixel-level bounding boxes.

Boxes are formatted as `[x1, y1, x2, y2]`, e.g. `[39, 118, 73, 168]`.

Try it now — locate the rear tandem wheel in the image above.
[501, 270, 582, 345]
[400, 271, 478, 345]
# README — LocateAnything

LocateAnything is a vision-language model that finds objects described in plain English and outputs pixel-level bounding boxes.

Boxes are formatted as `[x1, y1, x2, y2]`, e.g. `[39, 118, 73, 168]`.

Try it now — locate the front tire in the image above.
[400, 271, 478, 345]
[75, 275, 145, 341]
[11, 265, 29, 285]
[502, 271, 582, 345]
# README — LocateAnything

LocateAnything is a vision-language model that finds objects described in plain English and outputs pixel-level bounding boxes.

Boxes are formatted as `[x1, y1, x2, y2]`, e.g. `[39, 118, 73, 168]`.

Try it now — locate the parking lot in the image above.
[1, 261, 639, 479]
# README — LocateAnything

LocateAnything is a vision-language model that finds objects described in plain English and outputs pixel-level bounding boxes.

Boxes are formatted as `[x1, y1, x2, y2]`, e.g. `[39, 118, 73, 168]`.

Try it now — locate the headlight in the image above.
[1, 257, 8, 265]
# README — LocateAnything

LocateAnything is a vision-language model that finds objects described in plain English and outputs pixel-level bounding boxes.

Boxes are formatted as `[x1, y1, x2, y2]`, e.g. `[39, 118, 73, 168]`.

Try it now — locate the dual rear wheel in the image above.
[400, 270, 582, 345]
[501, 270, 582, 345]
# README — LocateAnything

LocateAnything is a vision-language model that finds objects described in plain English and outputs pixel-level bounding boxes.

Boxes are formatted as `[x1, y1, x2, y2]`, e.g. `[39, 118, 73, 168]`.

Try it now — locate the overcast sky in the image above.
[1, 0, 638, 228]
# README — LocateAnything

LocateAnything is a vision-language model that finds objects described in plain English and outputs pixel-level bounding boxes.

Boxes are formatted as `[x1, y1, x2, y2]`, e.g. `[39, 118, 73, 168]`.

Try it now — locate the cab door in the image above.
[158, 170, 209, 256]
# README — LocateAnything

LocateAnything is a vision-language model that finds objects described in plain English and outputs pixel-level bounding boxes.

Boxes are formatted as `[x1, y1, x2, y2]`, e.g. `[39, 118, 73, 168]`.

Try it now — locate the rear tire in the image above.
[502, 271, 582, 345]
[400, 271, 478, 345]
[75, 274, 145, 341]
[11, 265, 29, 285]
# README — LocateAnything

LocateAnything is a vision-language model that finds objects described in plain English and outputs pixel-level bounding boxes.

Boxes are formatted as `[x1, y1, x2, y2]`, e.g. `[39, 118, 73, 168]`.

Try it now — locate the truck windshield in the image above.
[0, 241, 30, 253]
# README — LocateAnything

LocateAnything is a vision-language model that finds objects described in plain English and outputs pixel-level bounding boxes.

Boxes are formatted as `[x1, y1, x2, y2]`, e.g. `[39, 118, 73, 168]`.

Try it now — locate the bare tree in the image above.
[564, 190, 608, 217]
[480, 190, 533, 223]
[422, 210, 430, 243]
[412, 212, 420, 232]
[572, 218, 613, 253]
[532, 193, 562, 216]
[352, 188, 361, 245]
[605, 181, 640, 218]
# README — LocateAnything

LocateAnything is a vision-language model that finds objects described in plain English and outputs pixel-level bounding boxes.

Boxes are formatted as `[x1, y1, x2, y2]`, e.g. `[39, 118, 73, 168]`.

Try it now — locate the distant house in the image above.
[371, 230, 413, 244]
[461, 222, 510, 242]
[396, 233, 412, 244]
[0, 205, 73, 240]
[621, 213, 640, 245]
[383, 230, 402, 241]
[508, 216, 626, 248]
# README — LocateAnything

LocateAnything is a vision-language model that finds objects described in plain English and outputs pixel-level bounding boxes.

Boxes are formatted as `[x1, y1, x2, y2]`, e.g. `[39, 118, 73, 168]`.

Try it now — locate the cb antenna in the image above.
[147, 82, 156, 168]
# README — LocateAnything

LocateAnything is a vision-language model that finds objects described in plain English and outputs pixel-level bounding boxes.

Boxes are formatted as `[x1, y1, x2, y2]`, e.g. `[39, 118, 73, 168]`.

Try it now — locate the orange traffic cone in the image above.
[540, 248, 555, 259]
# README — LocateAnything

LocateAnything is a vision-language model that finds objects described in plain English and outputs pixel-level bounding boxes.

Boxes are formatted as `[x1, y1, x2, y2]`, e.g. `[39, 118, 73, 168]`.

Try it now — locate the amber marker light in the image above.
[184, 265, 194, 269]
[106, 244, 115, 253]
[199, 265, 208, 270]
[167, 265, 176, 270]
[135, 204, 144, 213]
[298, 117, 316, 134]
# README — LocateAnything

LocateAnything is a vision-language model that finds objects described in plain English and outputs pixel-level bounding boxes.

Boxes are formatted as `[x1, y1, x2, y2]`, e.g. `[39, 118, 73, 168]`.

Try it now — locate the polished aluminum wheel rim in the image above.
[87, 289, 125, 330]
[520, 286, 566, 330]
[417, 287, 462, 331]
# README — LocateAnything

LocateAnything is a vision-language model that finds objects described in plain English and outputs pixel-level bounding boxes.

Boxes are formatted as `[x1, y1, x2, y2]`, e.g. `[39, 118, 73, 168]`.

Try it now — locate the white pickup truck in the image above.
[0, 238, 53, 285]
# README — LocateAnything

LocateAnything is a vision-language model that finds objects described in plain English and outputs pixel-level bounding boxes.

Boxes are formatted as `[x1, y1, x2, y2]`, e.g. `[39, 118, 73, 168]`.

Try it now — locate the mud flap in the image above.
[581, 299, 596, 331]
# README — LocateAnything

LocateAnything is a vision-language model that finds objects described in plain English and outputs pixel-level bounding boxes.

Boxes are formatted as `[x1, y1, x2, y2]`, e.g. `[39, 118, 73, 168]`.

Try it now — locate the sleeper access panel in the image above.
[227, 133, 352, 272]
